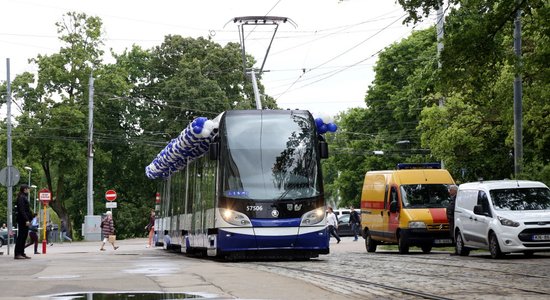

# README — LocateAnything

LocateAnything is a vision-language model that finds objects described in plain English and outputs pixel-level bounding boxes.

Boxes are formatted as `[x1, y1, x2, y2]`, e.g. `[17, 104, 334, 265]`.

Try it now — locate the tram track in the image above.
[255, 263, 452, 300]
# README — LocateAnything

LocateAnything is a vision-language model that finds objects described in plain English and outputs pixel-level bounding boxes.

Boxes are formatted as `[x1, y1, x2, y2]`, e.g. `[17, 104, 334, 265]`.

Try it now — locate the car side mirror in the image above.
[473, 205, 490, 216]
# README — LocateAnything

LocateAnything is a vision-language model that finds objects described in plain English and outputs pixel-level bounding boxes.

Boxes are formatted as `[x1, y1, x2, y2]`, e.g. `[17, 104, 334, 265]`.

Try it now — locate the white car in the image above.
[454, 180, 550, 258]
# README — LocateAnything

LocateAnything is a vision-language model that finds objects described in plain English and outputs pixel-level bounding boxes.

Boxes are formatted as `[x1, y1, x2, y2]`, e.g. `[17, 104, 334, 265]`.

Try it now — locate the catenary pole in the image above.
[6, 58, 13, 255]
[87, 73, 94, 217]
[436, 4, 445, 169]
[513, 3, 523, 177]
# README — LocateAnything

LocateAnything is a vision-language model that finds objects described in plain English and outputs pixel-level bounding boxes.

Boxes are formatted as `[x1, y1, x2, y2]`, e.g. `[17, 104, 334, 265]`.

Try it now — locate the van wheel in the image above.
[421, 244, 432, 254]
[366, 233, 377, 253]
[398, 234, 409, 254]
[489, 232, 504, 259]
[455, 230, 470, 256]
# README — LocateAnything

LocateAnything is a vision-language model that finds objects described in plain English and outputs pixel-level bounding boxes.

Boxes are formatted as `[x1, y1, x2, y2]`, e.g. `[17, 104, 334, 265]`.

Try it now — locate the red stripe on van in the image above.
[429, 208, 448, 223]
[362, 201, 384, 209]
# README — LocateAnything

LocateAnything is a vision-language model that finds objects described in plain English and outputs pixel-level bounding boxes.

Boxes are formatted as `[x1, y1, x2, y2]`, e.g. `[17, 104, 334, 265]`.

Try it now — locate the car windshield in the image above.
[400, 184, 451, 208]
[490, 187, 550, 211]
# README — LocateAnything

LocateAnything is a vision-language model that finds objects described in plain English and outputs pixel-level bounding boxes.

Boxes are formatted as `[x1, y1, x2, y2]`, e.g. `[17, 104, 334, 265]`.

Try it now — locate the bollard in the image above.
[42, 239, 47, 254]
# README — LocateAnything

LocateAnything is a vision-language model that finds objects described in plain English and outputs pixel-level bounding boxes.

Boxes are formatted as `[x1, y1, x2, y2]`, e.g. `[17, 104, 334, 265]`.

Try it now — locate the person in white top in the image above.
[326, 207, 341, 244]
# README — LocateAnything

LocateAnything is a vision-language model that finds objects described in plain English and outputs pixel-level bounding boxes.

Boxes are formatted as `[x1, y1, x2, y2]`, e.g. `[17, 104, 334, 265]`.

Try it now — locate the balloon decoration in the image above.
[314, 113, 337, 135]
[145, 117, 219, 179]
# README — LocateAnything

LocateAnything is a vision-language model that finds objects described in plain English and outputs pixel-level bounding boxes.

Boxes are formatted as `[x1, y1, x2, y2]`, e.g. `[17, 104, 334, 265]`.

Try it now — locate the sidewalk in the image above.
[0, 238, 353, 300]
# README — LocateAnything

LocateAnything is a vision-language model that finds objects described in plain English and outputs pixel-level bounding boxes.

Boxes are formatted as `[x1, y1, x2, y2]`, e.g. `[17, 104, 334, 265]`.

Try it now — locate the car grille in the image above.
[427, 224, 449, 231]
[518, 227, 550, 242]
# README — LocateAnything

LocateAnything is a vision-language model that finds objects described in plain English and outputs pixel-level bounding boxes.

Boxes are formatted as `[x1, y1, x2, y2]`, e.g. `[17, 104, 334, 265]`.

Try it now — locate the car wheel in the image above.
[455, 230, 470, 256]
[489, 232, 504, 259]
[421, 244, 432, 254]
[366, 232, 377, 253]
[398, 233, 409, 254]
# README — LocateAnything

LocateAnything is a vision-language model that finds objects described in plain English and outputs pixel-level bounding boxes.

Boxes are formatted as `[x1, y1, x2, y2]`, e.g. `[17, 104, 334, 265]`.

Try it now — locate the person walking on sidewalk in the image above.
[60, 220, 72, 243]
[25, 213, 40, 254]
[100, 211, 118, 251]
[326, 207, 341, 244]
[14, 184, 33, 259]
[145, 209, 155, 248]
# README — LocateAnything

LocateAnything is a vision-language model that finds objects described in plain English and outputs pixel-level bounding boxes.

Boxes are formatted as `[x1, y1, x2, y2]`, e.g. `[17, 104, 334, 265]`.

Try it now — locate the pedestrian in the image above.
[14, 184, 33, 260]
[447, 184, 459, 241]
[100, 211, 118, 251]
[46, 220, 54, 246]
[60, 220, 72, 243]
[349, 206, 361, 241]
[24, 213, 40, 254]
[1, 223, 7, 231]
[326, 207, 341, 244]
[145, 209, 155, 248]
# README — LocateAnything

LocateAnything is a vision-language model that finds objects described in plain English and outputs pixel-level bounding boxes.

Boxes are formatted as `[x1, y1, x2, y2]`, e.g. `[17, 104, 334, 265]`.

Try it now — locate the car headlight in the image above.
[408, 221, 427, 229]
[219, 208, 251, 226]
[301, 208, 325, 226]
[498, 216, 519, 227]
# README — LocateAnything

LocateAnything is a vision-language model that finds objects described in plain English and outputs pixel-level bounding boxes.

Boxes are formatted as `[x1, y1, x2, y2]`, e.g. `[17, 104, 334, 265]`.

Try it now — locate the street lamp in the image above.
[31, 185, 38, 213]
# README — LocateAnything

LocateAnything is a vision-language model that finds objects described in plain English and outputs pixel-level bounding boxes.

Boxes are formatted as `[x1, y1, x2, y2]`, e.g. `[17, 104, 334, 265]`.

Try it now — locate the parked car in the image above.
[337, 214, 355, 237]
[454, 180, 550, 258]
[0, 229, 16, 247]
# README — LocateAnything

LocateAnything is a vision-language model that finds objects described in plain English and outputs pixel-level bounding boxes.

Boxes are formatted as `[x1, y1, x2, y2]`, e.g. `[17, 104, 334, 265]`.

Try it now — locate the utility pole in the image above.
[513, 3, 523, 177]
[6, 58, 13, 255]
[84, 72, 101, 241]
[436, 4, 445, 169]
[87, 72, 94, 217]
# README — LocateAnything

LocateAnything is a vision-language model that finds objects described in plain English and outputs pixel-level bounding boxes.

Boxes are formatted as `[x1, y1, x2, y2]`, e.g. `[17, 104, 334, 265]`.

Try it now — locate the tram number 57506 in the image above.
[247, 205, 263, 211]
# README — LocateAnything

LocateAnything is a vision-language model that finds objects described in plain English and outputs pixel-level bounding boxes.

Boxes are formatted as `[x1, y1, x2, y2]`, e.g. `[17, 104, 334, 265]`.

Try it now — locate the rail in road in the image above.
[236, 238, 550, 299]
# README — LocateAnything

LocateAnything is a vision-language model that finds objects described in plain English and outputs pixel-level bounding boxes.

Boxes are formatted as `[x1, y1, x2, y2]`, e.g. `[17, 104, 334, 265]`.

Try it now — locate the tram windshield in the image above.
[221, 111, 321, 201]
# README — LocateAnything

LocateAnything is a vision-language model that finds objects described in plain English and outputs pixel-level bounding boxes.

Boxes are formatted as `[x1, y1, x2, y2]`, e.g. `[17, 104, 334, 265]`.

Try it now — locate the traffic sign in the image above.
[106, 202, 117, 208]
[155, 192, 161, 203]
[105, 189, 117, 202]
[39, 188, 52, 205]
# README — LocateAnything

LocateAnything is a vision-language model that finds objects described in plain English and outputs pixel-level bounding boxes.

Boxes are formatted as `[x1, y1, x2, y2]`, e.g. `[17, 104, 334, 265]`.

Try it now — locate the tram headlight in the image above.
[220, 208, 251, 226]
[300, 208, 324, 226]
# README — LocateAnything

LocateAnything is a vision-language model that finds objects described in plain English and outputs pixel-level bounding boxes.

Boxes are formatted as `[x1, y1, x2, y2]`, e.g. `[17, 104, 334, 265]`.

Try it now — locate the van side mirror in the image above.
[389, 201, 398, 213]
[209, 142, 219, 160]
[319, 140, 328, 159]
[473, 205, 490, 216]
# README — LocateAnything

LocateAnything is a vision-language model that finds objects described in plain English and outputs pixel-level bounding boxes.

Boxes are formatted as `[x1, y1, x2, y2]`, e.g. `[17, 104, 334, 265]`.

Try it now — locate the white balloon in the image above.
[203, 120, 215, 131]
[320, 113, 331, 124]
[201, 128, 211, 138]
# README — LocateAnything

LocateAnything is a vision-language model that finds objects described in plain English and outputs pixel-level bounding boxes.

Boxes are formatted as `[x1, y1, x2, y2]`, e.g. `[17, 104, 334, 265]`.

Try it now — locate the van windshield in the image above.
[400, 184, 451, 208]
[490, 188, 550, 211]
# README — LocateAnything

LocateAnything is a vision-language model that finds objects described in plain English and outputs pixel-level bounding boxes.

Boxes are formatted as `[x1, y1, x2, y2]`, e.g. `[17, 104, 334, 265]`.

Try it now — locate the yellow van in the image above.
[361, 163, 454, 254]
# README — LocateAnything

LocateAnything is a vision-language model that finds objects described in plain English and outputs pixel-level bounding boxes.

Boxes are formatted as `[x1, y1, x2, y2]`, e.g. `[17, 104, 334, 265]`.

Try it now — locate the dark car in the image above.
[337, 214, 356, 237]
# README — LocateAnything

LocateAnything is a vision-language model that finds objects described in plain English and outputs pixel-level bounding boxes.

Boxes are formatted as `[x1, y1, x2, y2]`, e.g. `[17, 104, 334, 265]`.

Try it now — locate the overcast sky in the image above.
[1, 0, 435, 117]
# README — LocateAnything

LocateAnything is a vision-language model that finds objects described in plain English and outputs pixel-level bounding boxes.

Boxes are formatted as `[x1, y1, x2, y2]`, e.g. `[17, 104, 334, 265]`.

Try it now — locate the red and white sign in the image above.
[155, 192, 161, 203]
[105, 189, 117, 202]
[39, 188, 52, 205]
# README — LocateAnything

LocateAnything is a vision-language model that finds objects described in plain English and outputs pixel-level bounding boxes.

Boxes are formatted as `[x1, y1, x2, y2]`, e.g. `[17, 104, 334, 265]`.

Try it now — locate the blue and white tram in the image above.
[146, 109, 336, 259]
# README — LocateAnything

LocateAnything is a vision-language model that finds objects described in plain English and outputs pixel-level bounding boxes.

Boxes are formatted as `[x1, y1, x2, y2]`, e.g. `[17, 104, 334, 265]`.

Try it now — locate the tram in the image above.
[146, 109, 337, 259]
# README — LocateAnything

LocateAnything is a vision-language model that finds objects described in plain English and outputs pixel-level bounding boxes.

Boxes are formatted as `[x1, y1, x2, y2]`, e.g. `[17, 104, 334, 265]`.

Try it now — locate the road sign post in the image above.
[38, 188, 51, 254]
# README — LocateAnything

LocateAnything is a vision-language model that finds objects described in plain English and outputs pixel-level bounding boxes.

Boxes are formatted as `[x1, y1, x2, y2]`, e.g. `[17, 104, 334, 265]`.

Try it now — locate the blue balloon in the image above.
[194, 117, 207, 127]
[327, 123, 338, 132]
[315, 118, 324, 128]
[318, 124, 328, 134]
[192, 126, 202, 135]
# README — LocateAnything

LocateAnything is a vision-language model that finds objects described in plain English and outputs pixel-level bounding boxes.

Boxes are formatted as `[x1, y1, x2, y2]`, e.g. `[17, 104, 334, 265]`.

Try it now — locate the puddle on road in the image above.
[44, 291, 203, 299]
